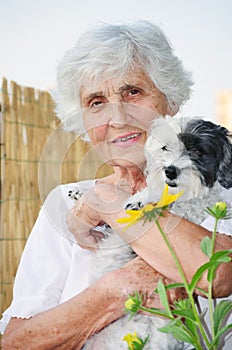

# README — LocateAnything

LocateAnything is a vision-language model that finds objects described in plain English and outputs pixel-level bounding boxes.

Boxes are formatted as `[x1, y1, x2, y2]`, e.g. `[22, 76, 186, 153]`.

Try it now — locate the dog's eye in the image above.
[161, 145, 168, 151]
[195, 149, 203, 157]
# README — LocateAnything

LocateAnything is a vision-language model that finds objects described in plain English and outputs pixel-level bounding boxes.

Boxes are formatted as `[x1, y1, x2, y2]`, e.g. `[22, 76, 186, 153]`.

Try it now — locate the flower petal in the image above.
[154, 184, 183, 208]
[125, 209, 143, 217]
[116, 217, 132, 224]
[116, 185, 183, 230]
[143, 203, 156, 212]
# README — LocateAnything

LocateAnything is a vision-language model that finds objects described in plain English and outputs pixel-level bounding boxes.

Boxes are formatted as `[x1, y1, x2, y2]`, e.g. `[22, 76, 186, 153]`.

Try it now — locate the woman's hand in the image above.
[66, 182, 130, 250]
[2, 256, 186, 350]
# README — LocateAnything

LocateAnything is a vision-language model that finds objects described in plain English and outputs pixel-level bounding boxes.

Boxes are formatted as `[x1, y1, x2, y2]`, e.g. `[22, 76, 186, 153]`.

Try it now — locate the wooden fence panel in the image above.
[0, 78, 112, 316]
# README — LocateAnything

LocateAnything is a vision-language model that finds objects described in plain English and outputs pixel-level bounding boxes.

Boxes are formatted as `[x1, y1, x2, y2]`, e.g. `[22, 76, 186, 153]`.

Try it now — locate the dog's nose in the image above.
[165, 165, 180, 180]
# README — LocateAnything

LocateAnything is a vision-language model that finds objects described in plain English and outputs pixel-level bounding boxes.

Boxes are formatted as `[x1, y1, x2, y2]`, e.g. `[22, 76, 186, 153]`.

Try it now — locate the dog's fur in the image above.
[83, 116, 232, 350]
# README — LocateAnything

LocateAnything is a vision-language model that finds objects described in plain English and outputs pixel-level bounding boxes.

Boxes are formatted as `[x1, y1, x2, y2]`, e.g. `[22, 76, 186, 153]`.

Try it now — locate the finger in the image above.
[90, 229, 105, 241]
[74, 230, 98, 250]
[66, 210, 95, 235]
[85, 184, 129, 214]
[77, 230, 104, 251]
[78, 242, 97, 252]
[67, 211, 100, 244]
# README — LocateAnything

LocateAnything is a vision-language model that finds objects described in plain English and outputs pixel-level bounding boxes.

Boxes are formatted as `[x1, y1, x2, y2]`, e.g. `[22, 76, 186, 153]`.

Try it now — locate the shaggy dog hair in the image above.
[83, 116, 232, 350]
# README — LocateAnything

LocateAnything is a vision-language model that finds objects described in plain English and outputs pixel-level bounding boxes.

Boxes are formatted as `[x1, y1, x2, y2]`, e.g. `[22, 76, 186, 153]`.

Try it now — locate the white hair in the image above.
[55, 20, 193, 137]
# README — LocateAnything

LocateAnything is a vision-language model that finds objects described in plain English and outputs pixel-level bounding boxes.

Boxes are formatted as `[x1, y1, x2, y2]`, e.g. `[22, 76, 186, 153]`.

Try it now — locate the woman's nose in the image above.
[108, 102, 131, 128]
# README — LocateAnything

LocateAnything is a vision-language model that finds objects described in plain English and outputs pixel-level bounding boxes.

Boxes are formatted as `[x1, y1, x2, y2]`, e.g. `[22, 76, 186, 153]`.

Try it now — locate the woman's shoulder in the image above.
[61, 179, 96, 197]
[38, 179, 97, 234]
[56, 179, 96, 193]
[45, 179, 96, 206]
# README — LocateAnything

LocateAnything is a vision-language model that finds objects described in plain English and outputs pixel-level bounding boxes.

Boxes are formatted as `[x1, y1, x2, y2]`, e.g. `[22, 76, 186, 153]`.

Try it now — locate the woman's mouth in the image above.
[112, 133, 142, 146]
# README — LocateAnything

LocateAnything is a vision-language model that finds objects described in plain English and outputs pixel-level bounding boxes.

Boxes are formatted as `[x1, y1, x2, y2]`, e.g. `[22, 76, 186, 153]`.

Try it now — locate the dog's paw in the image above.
[124, 189, 149, 210]
[125, 201, 144, 210]
[68, 187, 83, 201]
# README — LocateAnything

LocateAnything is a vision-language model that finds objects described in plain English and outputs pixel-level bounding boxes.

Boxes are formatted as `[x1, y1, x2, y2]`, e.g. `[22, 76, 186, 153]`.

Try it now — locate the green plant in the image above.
[122, 330, 149, 350]
[118, 186, 232, 350]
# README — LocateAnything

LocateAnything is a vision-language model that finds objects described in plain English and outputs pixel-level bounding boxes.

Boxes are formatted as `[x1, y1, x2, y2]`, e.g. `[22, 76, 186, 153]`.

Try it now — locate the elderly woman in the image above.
[1, 21, 232, 350]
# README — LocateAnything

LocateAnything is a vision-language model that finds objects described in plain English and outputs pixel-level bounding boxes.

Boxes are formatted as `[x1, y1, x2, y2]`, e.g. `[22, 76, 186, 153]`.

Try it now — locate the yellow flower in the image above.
[215, 202, 227, 212]
[205, 201, 229, 219]
[125, 298, 136, 310]
[124, 292, 143, 315]
[122, 331, 142, 350]
[116, 209, 144, 228]
[116, 184, 183, 229]
[152, 183, 183, 208]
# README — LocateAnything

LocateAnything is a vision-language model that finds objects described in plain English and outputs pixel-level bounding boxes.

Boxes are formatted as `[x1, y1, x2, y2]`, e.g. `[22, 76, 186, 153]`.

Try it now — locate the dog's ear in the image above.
[217, 141, 232, 189]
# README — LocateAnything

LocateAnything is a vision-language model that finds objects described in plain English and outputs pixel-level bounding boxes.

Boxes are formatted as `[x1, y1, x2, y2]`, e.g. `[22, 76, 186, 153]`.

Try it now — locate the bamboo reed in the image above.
[0, 78, 113, 316]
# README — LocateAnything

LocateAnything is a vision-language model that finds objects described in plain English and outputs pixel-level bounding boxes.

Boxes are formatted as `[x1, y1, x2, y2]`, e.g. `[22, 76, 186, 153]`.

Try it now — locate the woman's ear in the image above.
[167, 102, 179, 116]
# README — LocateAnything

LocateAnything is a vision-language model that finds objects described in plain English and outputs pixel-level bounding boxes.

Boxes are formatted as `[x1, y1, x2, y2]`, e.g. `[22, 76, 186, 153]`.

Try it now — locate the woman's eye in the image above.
[91, 101, 102, 107]
[89, 99, 104, 109]
[129, 89, 140, 96]
[122, 88, 141, 100]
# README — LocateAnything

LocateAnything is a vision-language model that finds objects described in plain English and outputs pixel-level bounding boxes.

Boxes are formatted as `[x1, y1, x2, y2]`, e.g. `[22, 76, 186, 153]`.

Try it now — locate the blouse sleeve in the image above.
[0, 184, 77, 334]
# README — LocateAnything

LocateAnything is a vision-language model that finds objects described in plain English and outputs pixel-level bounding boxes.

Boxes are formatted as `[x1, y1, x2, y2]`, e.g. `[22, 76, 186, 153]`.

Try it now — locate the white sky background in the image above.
[0, 0, 232, 121]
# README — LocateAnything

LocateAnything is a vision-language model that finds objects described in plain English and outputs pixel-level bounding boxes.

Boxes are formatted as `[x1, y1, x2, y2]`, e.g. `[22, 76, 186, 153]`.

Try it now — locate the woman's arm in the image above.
[2, 276, 121, 350]
[128, 212, 232, 298]
[67, 184, 232, 298]
[2, 257, 182, 350]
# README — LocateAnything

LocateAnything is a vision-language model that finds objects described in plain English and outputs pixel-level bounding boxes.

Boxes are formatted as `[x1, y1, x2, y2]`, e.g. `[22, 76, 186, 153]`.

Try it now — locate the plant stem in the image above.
[210, 218, 218, 257]
[155, 219, 188, 286]
[155, 219, 211, 349]
[139, 305, 174, 319]
[208, 218, 219, 347]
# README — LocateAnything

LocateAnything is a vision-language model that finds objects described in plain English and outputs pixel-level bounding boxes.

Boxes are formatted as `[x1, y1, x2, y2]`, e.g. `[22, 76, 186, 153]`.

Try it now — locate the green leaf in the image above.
[172, 299, 196, 321]
[205, 207, 216, 217]
[173, 298, 192, 311]
[207, 250, 232, 281]
[164, 282, 186, 290]
[189, 261, 218, 293]
[154, 282, 185, 294]
[139, 307, 172, 318]
[185, 317, 198, 338]
[214, 256, 231, 263]
[194, 287, 209, 297]
[210, 323, 232, 348]
[207, 264, 219, 282]
[210, 250, 232, 262]
[189, 251, 231, 292]
[214, 300, 232, 334]
[172, 309, 197, 322]
[186, 251, 231, 292]
[200, 236, 212, 258]
[157, 280, 173, 318]
[158, 318, 197, 345]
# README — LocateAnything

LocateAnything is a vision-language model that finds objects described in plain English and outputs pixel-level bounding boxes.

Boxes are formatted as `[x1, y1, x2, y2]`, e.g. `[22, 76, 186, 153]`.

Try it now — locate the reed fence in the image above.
[0, 78, 112, 317]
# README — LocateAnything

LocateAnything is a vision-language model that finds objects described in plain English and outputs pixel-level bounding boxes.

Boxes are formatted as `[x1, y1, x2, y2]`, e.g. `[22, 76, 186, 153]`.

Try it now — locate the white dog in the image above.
[81, 116, 232, 350]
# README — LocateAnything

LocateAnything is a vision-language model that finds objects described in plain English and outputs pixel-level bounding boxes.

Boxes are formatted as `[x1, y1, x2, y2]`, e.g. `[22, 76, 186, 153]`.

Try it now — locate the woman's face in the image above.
[80, 68, 173, 168]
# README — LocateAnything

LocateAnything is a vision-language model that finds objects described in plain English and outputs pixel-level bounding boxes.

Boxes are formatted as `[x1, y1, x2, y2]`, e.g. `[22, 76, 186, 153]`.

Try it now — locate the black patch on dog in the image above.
[179, 119, 232, 189]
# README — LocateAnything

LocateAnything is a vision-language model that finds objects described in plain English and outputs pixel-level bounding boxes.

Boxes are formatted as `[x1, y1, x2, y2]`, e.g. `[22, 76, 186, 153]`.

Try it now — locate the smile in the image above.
[112, 133, 142, 143]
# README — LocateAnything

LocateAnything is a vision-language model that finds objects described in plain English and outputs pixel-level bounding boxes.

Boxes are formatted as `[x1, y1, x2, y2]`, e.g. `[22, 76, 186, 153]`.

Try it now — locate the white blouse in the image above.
[1, 180, 232, 348]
